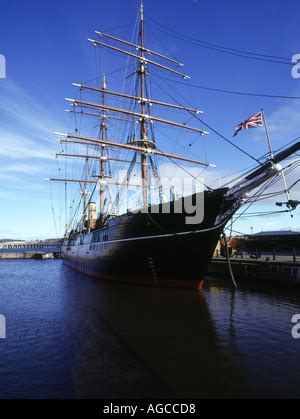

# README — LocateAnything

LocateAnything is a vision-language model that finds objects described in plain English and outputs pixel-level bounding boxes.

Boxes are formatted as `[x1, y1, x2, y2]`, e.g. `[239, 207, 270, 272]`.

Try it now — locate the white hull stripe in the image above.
[64, 219, 228, 249]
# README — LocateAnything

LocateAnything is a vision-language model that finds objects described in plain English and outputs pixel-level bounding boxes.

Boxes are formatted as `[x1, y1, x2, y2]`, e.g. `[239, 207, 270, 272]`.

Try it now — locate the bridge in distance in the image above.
[0, 241, 62, 255]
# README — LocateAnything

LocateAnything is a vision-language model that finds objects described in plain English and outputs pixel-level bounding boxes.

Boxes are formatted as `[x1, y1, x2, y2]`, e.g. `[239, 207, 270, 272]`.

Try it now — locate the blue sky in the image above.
[0, 0, 300, 239]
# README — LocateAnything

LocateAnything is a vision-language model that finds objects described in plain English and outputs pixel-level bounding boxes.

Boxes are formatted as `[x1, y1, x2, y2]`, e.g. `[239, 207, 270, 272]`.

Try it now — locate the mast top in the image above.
[140, 0, 144, 22]
[102, 75, 107, 90]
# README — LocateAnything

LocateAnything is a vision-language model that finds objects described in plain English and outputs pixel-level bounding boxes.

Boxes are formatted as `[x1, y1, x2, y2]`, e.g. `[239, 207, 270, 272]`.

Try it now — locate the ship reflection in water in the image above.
[0, 260, 300, 399]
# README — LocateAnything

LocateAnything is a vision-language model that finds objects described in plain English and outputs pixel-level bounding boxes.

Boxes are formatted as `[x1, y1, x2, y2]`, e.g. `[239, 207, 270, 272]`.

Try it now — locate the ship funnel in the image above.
[88, 202, 97, 229]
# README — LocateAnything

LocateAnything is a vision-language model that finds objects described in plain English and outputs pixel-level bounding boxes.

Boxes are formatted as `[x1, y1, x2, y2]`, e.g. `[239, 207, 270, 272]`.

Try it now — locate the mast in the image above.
[100, 76, 107, 216]
[139, 0, 148, 207]
[83, 152, 88, 224]
[261, 109, 274, 159]
[52, 0, 213, 228]
[262, 108, 293, 216]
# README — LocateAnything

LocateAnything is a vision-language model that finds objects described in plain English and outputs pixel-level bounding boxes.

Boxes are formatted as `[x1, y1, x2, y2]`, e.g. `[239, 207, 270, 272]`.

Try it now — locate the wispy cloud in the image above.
[0, 162, 46, 174]
[0, 79, 64, 163]
[0, 79, 61, 138]
[0, 79, 62, 205]
[0, 129, 56, 160]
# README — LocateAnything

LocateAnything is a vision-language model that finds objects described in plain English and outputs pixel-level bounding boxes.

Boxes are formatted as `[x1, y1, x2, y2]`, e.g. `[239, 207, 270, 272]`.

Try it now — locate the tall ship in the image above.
[51, 1, 300, 287]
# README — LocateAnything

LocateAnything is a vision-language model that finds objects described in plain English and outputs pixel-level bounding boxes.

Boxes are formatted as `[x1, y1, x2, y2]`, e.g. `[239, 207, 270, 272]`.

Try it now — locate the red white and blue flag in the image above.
[234, 111, 263, 137]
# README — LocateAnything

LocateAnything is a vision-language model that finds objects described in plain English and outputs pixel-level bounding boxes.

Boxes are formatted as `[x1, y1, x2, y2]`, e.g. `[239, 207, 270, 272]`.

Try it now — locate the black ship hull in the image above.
[63, 188, 241, 288]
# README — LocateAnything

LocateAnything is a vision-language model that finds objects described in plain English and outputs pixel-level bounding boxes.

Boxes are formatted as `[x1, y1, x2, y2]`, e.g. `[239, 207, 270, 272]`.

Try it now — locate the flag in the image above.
[234, 111, 263, 137]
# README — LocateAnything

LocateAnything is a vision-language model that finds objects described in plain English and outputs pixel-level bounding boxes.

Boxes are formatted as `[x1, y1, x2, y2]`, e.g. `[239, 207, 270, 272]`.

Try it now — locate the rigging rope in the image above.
[147, 18, 293, 66]
[151, 74, 263, 166]
[149, 155, 163, 203]
[152, 74, 300, 101]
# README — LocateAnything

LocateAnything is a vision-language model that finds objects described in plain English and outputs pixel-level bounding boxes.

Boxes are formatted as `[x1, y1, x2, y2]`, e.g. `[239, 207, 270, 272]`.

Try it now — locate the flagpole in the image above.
[261, 110, 293, 216]
[261, 108, 274, 159]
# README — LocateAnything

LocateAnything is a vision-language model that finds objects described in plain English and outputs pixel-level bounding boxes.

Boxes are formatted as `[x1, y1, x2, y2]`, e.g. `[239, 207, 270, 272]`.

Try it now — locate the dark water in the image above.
[0, 260, 300, 399]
